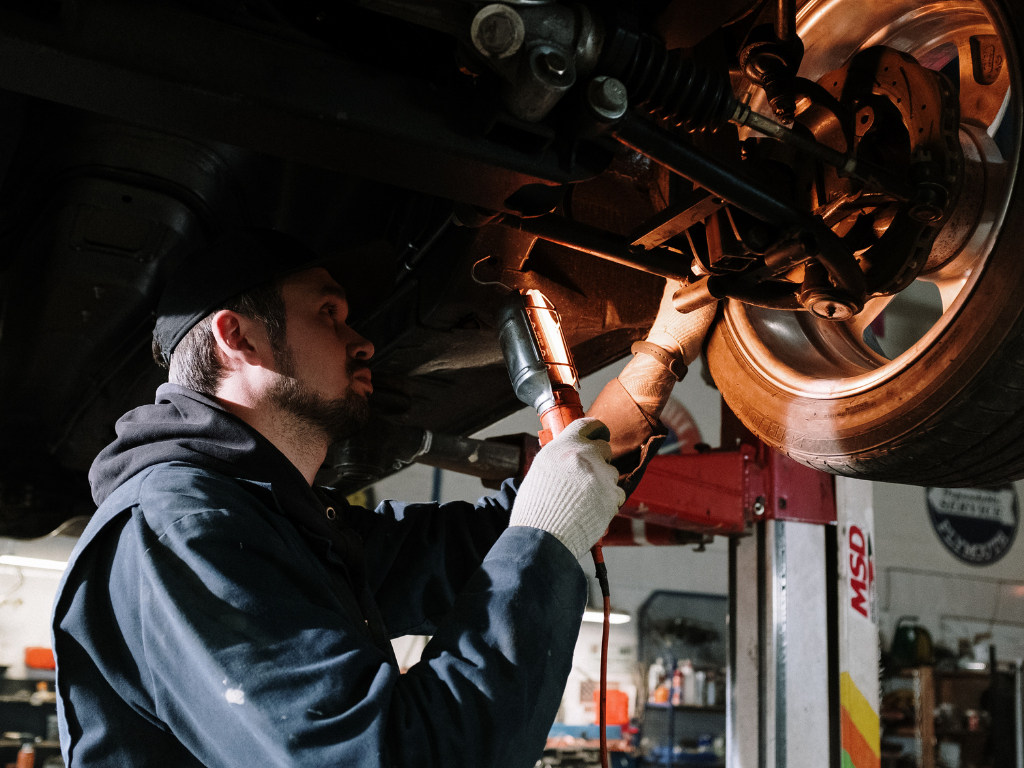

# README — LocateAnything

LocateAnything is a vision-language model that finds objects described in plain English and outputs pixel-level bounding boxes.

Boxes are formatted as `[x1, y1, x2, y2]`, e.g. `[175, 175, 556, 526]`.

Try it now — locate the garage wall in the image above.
[873, 479, 1024, 661]
[0, 535, 79, 679]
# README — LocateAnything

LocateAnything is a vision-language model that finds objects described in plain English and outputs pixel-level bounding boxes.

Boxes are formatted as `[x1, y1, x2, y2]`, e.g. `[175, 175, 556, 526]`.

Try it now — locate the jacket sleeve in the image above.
[113, 469, 585, 768]
[332, 479, 518, 636]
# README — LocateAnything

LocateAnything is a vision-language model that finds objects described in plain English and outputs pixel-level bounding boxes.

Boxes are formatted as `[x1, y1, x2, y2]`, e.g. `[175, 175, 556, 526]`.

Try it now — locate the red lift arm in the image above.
[601, 439, 836, 547]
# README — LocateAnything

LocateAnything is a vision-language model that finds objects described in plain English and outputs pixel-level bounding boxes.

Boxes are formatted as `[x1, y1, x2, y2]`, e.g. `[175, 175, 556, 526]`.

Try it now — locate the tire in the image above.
[707, 0, 1024, 486]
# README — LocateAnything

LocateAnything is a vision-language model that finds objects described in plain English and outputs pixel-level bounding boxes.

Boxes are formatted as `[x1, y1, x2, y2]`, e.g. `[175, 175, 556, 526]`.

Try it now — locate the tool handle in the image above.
[537, 387, 586, 445]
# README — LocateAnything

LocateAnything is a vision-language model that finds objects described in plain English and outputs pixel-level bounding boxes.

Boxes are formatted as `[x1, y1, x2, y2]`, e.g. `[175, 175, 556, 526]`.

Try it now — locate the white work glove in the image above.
[646, 279, 718, 367]
[510, 418, 626, 560]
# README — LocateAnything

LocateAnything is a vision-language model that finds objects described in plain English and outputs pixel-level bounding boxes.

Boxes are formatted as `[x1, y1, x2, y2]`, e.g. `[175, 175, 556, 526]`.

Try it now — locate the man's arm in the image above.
[57, 467, 585, 768]
[335, 418, 629, 638]
[337, 479, 518, 637]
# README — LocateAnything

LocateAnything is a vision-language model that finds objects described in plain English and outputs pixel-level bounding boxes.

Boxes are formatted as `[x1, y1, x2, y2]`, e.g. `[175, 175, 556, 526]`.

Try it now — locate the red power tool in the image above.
[497, 288, 613, 768]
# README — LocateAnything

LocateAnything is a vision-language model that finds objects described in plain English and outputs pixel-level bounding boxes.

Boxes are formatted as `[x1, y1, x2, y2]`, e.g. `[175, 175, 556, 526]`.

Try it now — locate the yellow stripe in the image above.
[840, 672, 880, 757]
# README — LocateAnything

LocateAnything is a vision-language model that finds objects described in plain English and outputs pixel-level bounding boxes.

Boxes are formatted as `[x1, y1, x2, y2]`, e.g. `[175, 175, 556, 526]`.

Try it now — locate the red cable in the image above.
[600, 594, 610, 767]
[591, 543, 610, 768]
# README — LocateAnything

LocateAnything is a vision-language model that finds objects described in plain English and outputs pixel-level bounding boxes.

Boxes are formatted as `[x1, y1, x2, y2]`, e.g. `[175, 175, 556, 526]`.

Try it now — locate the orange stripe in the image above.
[840, 673, 880, 755]
[841, 707, 880, 768]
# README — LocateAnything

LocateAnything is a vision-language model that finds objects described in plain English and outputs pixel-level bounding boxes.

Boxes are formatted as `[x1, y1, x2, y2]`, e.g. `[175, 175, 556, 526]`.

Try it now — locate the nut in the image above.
[470, 5, 525, 60]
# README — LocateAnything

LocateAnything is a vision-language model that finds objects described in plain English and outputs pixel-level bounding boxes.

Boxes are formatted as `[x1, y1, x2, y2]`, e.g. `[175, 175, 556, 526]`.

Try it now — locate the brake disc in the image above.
[802, 46, 964, 299]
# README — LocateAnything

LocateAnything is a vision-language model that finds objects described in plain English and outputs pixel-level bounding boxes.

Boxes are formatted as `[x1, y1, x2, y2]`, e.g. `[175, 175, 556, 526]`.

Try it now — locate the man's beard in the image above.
[268, 352, 370, 444]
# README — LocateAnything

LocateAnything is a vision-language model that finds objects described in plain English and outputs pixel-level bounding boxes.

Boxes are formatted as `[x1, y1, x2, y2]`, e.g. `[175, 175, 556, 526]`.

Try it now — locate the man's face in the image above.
[267, 268, 374, 441]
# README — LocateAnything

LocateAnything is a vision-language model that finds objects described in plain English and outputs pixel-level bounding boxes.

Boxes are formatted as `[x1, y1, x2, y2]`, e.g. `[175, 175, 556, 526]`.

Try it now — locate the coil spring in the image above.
[600, 26, 735, 133]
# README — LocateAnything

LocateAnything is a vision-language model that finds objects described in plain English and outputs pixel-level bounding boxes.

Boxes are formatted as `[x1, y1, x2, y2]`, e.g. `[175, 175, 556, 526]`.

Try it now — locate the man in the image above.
[51, 228, 713, 767]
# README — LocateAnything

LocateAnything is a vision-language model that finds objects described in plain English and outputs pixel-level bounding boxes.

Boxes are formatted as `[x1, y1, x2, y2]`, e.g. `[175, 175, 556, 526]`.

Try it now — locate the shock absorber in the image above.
[598, 22, 736, 133]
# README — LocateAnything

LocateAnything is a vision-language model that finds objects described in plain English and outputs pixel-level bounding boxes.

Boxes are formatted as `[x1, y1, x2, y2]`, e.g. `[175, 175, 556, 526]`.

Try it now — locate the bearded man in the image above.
[51, 228, 713, 768]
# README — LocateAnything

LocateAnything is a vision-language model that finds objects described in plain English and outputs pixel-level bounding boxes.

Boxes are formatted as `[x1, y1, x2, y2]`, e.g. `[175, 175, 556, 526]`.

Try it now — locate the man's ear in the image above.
[210, 310, 271, 370]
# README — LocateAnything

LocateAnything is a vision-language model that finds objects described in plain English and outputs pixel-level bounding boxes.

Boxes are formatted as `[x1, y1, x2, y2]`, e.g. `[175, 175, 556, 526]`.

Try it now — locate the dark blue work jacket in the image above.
[52, 384, 587, 767]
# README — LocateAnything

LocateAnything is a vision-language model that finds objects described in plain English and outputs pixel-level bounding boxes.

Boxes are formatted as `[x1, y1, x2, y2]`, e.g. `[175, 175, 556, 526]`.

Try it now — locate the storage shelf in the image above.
[645, 703, 725, 714]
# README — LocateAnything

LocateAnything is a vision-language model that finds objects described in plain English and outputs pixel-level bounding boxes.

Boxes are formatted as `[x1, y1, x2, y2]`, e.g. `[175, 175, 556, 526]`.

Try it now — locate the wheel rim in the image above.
[723, 0, 1019, 399]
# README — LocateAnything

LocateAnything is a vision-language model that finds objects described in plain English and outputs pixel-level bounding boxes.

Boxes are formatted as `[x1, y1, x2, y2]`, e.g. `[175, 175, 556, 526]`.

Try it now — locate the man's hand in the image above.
[509, 418, 626, 560]
[614, 280, 718, 422]
[646, 280, 718, 367]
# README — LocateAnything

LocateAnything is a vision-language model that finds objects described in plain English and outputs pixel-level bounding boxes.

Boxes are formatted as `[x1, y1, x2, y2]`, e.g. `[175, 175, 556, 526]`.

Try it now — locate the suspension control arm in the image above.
[609, 111, 866, 303]
[495, 211, 693, 281]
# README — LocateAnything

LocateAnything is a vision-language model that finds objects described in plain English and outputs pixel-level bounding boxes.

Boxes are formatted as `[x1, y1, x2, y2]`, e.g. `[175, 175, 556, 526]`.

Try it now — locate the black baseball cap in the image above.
[154, 227, 326, 365]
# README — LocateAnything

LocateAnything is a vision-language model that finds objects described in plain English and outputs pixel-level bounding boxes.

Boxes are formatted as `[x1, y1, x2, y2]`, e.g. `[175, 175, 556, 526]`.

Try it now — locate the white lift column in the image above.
[727, 476, 880, 768]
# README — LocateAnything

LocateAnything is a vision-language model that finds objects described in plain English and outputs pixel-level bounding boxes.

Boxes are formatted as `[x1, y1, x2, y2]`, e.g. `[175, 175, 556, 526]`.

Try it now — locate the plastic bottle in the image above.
[654, 680, 670, 704]
[16, 742, 34, 768]
[680, 659, 695, 705]
[670, 663, 683, 706]
[694, 669, 706, 706]
[705, 670, 717, 706]
[647, 658, 666, 703]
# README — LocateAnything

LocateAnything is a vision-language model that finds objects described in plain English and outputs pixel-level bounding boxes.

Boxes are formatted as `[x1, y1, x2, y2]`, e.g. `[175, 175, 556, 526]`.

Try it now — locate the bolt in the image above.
[470, 5, 524, 59]
[753, 496, 766, 516]
[587, 76, 628, 121]
[478, 16, 513, 54]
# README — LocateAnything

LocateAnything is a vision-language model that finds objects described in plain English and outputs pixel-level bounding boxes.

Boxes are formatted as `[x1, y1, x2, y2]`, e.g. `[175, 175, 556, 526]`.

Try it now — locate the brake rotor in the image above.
[799, 46, 964, 299]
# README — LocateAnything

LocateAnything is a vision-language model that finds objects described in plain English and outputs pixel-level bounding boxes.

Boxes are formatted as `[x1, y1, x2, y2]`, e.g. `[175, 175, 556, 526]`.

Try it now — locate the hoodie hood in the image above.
[89, 383, 310, 507]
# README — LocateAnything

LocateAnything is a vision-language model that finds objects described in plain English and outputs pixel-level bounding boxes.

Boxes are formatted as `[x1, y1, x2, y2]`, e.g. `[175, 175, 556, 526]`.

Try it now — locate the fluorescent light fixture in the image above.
[962, 661, 987, 671]
[0, 555, 68, 571]
[583, 609, 630, 625]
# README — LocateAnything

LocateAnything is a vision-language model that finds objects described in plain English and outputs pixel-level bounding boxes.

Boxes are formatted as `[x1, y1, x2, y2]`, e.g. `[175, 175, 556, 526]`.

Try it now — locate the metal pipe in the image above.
[775, 0, 796, 44]
[413, 432, 522, 482]
[496, 212, 693, 281]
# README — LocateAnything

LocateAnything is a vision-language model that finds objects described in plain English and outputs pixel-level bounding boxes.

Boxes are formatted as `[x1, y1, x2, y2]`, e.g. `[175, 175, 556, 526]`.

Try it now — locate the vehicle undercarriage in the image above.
[0, 0, 1019, 535]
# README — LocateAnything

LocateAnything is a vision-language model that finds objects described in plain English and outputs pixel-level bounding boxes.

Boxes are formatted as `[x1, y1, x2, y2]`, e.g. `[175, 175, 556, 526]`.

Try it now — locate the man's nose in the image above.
[349, 330, 374, 361]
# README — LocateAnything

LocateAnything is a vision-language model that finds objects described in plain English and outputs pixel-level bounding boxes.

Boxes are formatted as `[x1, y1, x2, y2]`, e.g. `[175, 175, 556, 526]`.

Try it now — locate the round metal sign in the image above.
[926, 485, 1019, 566]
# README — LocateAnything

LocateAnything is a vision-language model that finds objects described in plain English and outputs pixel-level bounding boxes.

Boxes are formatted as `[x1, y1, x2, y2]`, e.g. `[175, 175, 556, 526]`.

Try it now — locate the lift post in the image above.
[614, 406, 880, 768]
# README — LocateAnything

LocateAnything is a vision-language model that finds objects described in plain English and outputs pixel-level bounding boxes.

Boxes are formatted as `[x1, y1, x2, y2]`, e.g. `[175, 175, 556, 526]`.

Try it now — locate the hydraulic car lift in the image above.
[606, 409, 882, 768]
